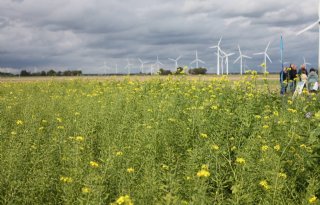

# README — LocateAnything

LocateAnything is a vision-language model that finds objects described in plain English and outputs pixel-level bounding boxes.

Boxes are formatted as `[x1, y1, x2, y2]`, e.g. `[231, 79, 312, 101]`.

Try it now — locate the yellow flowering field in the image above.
[0, 75, 319, 204]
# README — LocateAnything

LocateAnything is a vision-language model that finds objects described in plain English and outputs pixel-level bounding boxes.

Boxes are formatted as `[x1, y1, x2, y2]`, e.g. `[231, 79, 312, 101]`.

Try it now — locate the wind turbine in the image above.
[254, 42, 272, 73]
[154, 56, 164, 74]
[210, 37, 223, 75]
[168, 55, 182, 70]
[138, 58, 148, 74]
[303, 57, 311, 69]
[297, 0, 320, 79]
[214, 52, 224, 74]
[190, 50, 205, 68]
[125, 59, 133, 75]
[234, 45, 252, 75]
[221, 50, 235, 75]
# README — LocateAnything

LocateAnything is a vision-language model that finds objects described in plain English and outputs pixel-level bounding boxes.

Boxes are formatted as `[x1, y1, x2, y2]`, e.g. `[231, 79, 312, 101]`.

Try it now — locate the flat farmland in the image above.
[0, 74, 319, 204]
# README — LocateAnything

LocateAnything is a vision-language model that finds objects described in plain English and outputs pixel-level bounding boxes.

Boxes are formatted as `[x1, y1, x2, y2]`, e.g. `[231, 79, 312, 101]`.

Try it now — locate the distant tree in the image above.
[40, 71, 47, 76]
[174, 67, 184, 75]
[20, 70, 30, 76]
[159, 68, 172, 75]
[188, 67, 207, 75]
[47, 70, 56, 76]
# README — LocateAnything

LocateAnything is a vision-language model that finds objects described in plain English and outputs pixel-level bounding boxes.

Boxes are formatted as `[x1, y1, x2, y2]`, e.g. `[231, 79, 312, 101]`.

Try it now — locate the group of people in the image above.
[280, 64, 318, 95]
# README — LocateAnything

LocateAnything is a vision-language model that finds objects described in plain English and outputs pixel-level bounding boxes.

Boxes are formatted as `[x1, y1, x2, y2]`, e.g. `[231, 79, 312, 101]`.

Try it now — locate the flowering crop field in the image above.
[0, 75, 320, 204]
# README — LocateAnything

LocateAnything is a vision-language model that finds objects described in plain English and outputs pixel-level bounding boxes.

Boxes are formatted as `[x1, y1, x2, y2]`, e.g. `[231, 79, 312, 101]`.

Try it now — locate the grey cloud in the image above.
[0, 0, 319, 73]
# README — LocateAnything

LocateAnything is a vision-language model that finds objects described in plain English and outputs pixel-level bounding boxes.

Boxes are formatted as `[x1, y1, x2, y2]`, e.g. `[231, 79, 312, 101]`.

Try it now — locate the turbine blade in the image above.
[138, 58, 143, 64]
[234, 56, 241, 63]
[199, 59, 205, 64]
[210, 45, 218, 49]
[297, 21, 319, 35]
[238, 45, 242, 54]
[227, 53, 235, 57]
[218, 36, 223, 45]
[242, 55, 252, 59]
[254, 52, 264, 55]
[168, 58, 175, 61]
[190, 60, 196, 65]
[176, 56, 182, 61]
[265, 41, 271, 52]
[266, 54, 272, 63]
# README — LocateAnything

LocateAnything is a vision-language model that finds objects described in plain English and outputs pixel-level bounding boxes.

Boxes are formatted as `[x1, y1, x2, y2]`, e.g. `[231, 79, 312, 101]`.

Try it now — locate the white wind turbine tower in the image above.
[297, 0, 320, 80]
[190, 50, 205, 68]
[214, 52, 224, 74]
[125, 59, 133, 75]
[303, 57, 311, 69]
[168, 55, 182, 70]
[254, 42, 272, 73]
[138, 58, 148, 74]
[154, 56, 164, 74]
[221, 50, 235, 75]
[234, 45, 252, 75]
[210, 37, 223, 75]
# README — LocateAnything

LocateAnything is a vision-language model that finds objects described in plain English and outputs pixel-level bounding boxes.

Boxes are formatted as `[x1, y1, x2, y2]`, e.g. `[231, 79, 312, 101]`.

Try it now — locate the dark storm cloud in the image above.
[0, 0, 318, 74]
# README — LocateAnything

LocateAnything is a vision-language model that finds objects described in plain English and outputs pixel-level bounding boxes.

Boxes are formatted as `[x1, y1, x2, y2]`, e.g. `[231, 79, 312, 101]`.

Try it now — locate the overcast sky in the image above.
[0, 0, 319, 74]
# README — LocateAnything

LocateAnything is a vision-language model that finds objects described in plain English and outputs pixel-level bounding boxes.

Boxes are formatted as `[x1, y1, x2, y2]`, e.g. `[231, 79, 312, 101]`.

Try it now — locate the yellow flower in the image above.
[287, 100, 293, 105]
[309, 195, 317, 204]
[16, 120, 23, 125]
[231, 146, 237, 151]
[75, 112, 81, 116]
[60, 176, 73, 183]
[116, 151, 123, 156]
[114, 195, 134, 205]
[235, 157, 245, 164]
[57, 126, 65, 129]
[200, 133, 208, 139]
[11, 131, 17, 135]
[261, 145, 269, 152]
[89, 161, 99, 168]
[75, 136, 84, 142]
[161, 164, 169, 171]
[211, 144, 219, 151]
[211, 105, 218, 110]
[254, 115, 262, 119]
[127, 168, 135, 173]
[287, 108, 297, 113]
[278, 172, 287, 179]
[300, 144, 307, 149]
[262, 125, 269, 129]
[196, 169, 210, 178]
[259, 180, 270, 190]
[274, 144, 281, 151]
[56, 117, 63, 123]
[82, 187, 91, 193]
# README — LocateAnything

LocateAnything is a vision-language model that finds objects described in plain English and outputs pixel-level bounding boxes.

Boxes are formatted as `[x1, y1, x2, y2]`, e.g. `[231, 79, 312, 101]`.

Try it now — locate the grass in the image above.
[0, 74, 319, 204]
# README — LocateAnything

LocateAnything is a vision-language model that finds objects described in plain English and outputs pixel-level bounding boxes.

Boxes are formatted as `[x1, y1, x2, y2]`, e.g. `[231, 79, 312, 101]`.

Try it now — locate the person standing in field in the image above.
[279, 67, 288, 95]
[308, 68, 319, 92]
[298, 64, 308, 78]
[288, 64, 298, 92]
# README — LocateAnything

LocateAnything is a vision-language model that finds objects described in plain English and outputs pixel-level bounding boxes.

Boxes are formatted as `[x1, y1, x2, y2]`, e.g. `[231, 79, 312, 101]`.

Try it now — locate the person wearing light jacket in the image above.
[308, 68, 318, 92]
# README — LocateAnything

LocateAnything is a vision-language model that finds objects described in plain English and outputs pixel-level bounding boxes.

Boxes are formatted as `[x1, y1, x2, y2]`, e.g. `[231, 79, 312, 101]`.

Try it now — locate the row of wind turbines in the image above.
[102, 1, 320, 77]
[103, 39, 274, 76]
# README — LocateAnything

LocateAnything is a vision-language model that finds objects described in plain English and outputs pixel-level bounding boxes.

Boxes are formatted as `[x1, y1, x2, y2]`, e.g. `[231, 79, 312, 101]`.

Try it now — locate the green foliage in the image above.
[188, 67, 207, 75]
[158, 68, 172, 76]
[0, 76, 320, 204]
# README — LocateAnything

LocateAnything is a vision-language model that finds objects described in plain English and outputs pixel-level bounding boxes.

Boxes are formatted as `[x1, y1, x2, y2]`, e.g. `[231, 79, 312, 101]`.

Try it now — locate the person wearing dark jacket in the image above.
[288, 64, 298, 92]
[280, 67, 288, 95]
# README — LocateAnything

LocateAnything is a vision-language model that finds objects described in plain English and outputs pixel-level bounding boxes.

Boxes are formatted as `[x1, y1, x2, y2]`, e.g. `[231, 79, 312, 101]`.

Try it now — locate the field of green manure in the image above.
[0, 74, 320, 204]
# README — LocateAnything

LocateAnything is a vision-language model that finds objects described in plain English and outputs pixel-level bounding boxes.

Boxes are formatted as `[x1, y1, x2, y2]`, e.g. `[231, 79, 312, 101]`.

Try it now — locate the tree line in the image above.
[19, 70, 82, 77]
